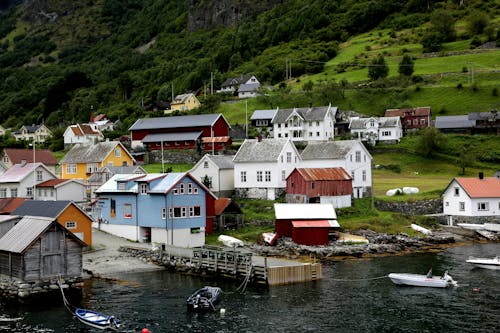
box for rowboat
[388,270,457,288]
[186,286,222,311]
[75,308,121,330]
[466,256,500,270]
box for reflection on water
[1,243,498,332]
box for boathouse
[274,203,339,245]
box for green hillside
[0,0,499,135]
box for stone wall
[375,198,442,215]
[0,276,83,300]
[148,149,201,164]
[446,215,500,225]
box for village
[0,74,498,305]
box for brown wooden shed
[0,215,85,281]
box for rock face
[187,0,283,31]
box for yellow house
[169,93,201,112]
[59,141,135,181]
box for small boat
[388,270,457,288]
[186,286,222,311]
[466,256,500,270]
[75,308,121,330]
[217,235,244,247]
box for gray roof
[272,105,337,123]
[60,141,127,163]
[233,139,290,162]
[142,132,202,143]
[129,114,226,131]
[88,165,146,183]
[251,109,277,120]
[13,200,72,218]
[0,216,54,253]
[435,115,475,129]
[238,83,260,92]
[301,140,360,160]
[207,155,235,169]
[221,75,253,87]
[349,116,400,130]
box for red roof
[291,220,339,228]
[36,179,71,187]
[214,198,231,215]
[294,167,352,181]
[4,148,58,165]
[202,136,232,143]
[385,107,431,117]
[455,177,500,198]
[0,198,27,214]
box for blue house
[95,173,214,248]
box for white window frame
[241,171,247,182]
[66,163,77,174]
[257,171,263,182]
[66,221,77,229]
[139,183,148,194]
[477,202,489,211]
[36,170,43,181]
[355,151,361,163]
[161,207,167,219]
[114,148,121,157]
[265,171,271,182]
[123,203,132,218]
[282,170,286,181]
[459,202,465,211]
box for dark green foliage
[466,10,489,35]
[398,54,414,77]
[415,127,446,157]
[421,32,444,52]
[368,55,389,81]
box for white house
[233,138,301,200]
[63,123,104,147]
[190,154,234,197]
[0,162,57,199]
[12,124,52,143]
[219,75,260,98]
[272,104,337,142]
[442,175,500,225]
[349,116,402,145]
[35,178,87,203]
[300,140,372,198]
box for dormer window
[117,182,126,190]
[140,183,148,194]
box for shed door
[43,255,62,276]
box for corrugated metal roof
[214,198,231,215]
[129,114,225,131]
[251,109,277,120]
[295,167,351,181]
[201,136,231,143]
[60,141,131,163]
[435,115,475,129]
[454,177,500,198]
[272,105,337,123]
[301,140,367,160]
[0,216,54,253]
[206,155,234,169]
[0,163,51,183]
[291,220,340,228]
[274,203,337,219]
[142,132,202,142]
[4,148,58,165]
[36,179,72,187]
[385,107,431,117]
[238,83,260,92]
[233,138,291,162]
[349,116,400,129]
[13,200,71,218]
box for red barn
[129,114,231,152]
[286,167,352,208]
[385,107,431,132]
[274,203,339,245]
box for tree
[458,147,474,175]
[430,10,455,42]
[415,127,446,157]
[398,54,414,77]
[467,11,489,35]
[368,55,389,81]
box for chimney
[479,172,484,180]
[21,159,27,166]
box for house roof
[452,177,500,198]
[0,198,27,214]
[13,200,74,218]
[214,198,232,215]
[291,220,340,228]
[468,111,499,121]
[142,132,203,142]
[251,109,277,120]
[3,148,58,165]
[60,141,132,164]
[171,93,197,104]
[207,155,235,169]
[221,75,254,87]
[292,167,352,181]
[349,116,400,129]
[272,105,337,123]
[238,83,260,92]
[129,114,228,131]
[385,107,431,117]
[0,216,54,253]
[233,138,292,162]
[36,179,81,188]
[201,136,231,143]
[274,203,337,220]
[301,140,370,160]
[93,114,107,122]
[70,124,101,136]
[435,115,475,129]
[18,125,41,133]
[88,166,146,183]
[0,163,54,183]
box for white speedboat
[466,256,500,270]
[388,271,457,288]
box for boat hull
[75,308,120,330]
[388,273,453,288]
[466,257,500,270]
[186,286,222,312]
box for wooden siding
[292,227,329,245]
[276,219,293,237]
[0,252,22,279]
[287,169,352,197]
[57,204,93,246]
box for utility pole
[211,72,214,95]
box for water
[2,243,499,333]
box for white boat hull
[466,257,500,270]
[388,273,456,288]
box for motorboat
[186,286,222,311]
[388,270,457,288]
[75,308,121,330]
[466,256,500,270]
[217,235,244,247]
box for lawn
[142,163,193,173]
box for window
[278,133,282,138]
[355,151,361,162]
[123,203,132,218]
[311,182,316,189]
[114,148,121,157]
[316,132,320,137]
[27,187,33,197]
[477,202,489,211]
[420,119,426,125]
[445,201,449,207]
[351,171,355,181]
[179,183,185,194]
[284,133,288,137]
[287,152,292,163]
[162,207,167,219]
[240,171,247,182]
[203,161,209,168]
[309,132,313,137]
[454,187,459,196]
[189,206,201,217]
[459,202,465,211]
[0,188,7,198]
[181,207,187,217]
[282,170,286,181]
[193,187,199,194]
[66,163,77,174]
[10,188,17,198]
[362,170,366,181]
[86,163,98,174]
[265,171,271,182]
[316,121,320,126]
[188,183,193,194]
[36,170,43,181]
[117,182,126,190]
[139,183,148,194]
[382,131,391,136]
[413,119,418,125]
[66,221,77,229]
[257,171,263,182]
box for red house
[385,107,431,132]
[129,114,231,152]
[274,203,339,246]
[286,167,353,208]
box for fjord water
[3,242,499,333]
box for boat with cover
[75,308,121,330]
[186,286,222,311]
[388,270,457,288]
[466,256,500,270]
